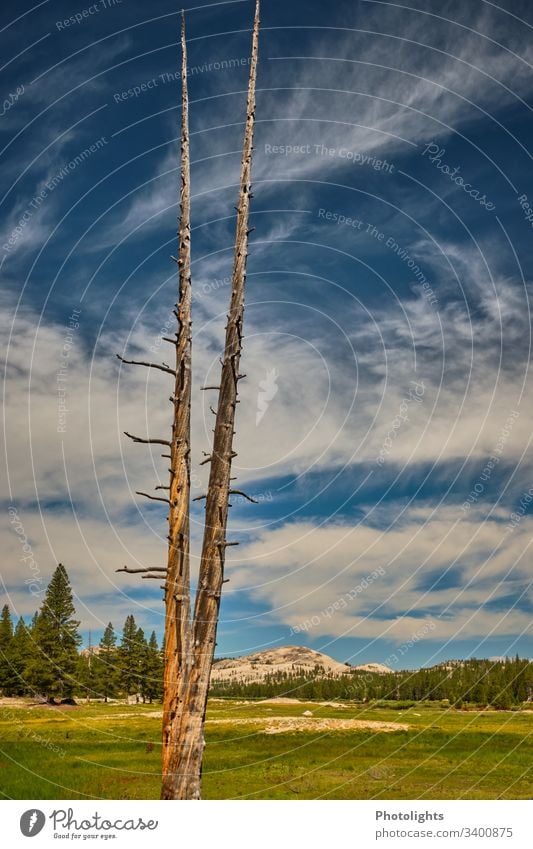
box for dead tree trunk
[159,0,260,800]
[160,10,193,799]
[119,2,260,801]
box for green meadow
[0,699,531,800]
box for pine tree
[0,604,13,645]
[141,631,163,704]
[76,652,94,701]
[78,631,105,702]
[134,626,149,702]
[0,604,16,695]
[101,622,117,651]
[10,617,31,695]
[94,622,119,702]
[118,615,144,698]
[25,563,81,702]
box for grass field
[0,698,531,799]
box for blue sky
[1,0,533,670]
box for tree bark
[160,0,260,799]
[160,10,194,800]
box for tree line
[3,563,532,709]
[211,657,533,709]
[0,564,162,703]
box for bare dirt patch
[206,716,409,734]
[86,711,163,721]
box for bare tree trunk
[160,0,260,800]
[160,10,194,800]
[119,2,260,801]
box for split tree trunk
[160,0,260,799]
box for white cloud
[2,0,533,646]
[227,505,533,643]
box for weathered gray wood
[161,0,260,800]
[116,353,176,376]
[123,432,171,446]
[160,9,194,800]
[119,3,260,801]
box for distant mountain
[80,646,104,657]
[211,645,392,685]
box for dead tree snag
[119,2,260,800]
